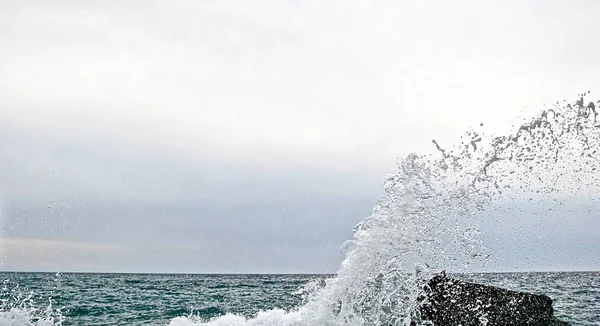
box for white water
[167,94,600,326]
[0,283,63,326]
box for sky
[0,0,599,273]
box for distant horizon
[1,269,598,275]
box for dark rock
[414,274,570,326]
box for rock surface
[414,274,570,326]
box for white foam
[169,94,600,326]
[0,307,59,326]
[169,310,303,326]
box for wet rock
[415,274,570,326]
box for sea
[0,271,598,325]
[2,95,600,326]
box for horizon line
[1,269,598,275]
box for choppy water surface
[0,272,598,325]
[0,273,320,325]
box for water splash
[0,279,64,326]
[169,94,600,325]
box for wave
[169,93,600,325]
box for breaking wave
[168,93,600,325]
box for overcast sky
[1,0,599,273]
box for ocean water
[0,273,318,326]
[2,95,600,326]
[0,271,598,325]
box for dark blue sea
[0,271,598,325]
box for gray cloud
[0,120,378,272]
[479,199,600,272]
[1,0,600,273]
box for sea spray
[295,153,491,325]
[167,93,600,326]
[0,279,64,326]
